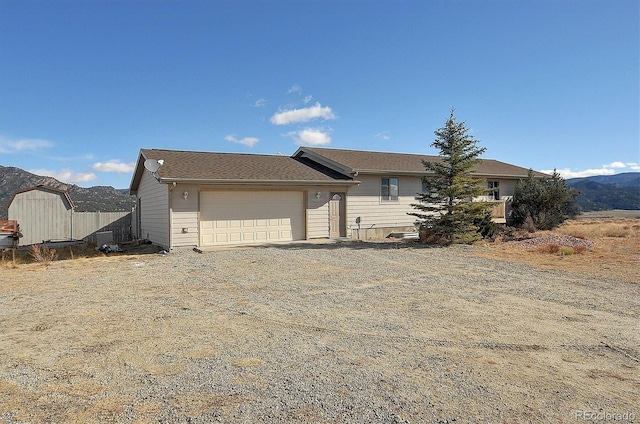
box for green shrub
[558,246,574,256]
[511,170,579,230]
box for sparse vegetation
[557,219,637,239]
[28,244,59,266]
[0,250,20,268]
[535,243,585,256]
[479,217,639,283]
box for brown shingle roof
[297,147,548,178]
[130,147,548,194]
[134,149,351,184]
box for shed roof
[295,147,548,178]
[8,185,74,210]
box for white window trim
[488,180,500,201]
[381,176,399,202]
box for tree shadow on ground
[239,239,448,251]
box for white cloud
[0,136,54,153]
[625,162,640,171]
[540,160,640,179]
[29,168,97,184]
[541,168,616,179]
[605,161,626,169]
[253,98,266,107]
[288,128,332,146]
[375,131,391,141]
[288,84,302,94]
[225,135,259,147]
[270,102,336,125]
[92,161,136,173]
[303,95,313,104]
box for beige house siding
[8,189,72,245]
[307,190,329,239]
[138,171,170,248]
[306,186,353,239]
[346,175,422,235]
[170,185,199,247]
[475,178,519,222]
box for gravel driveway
[1,242,638,423]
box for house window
[381,177,399,201]
[488,181,500,200]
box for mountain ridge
[567,172,640,212]
[2,166,638,220]
[0,165,135,220]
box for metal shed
[7,185,74,245]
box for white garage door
[200,191,305,246]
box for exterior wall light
[183,191,189,200]
[315,191,321,199]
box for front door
[329,192,346,238]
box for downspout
[168,184,173,251]
[70,203,74,242]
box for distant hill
[567,172,640,212]
[569,172,640,188]
[0,165,135,220]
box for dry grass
[557,219,638,239]
[0,243,160,270]
[479,218,640,283]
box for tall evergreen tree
[410,110,492,244]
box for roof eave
[129,150,150,195]
[159,177,360,186]
[355,169,424,176]
[293,148,354,176]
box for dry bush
[419,229,452,245]
[28,244,59,266]
[573,245,587,254]
[537,244,560,254]
[495,226,531,242]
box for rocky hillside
[0,165,135,220]
[567,172,640,211]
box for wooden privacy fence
[71,211,133,244]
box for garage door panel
[200,191,304,246]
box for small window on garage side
[381,177,399,201]
[488,181,500,200]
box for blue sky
[1,0,638,189]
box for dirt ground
[0,219,638,423]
